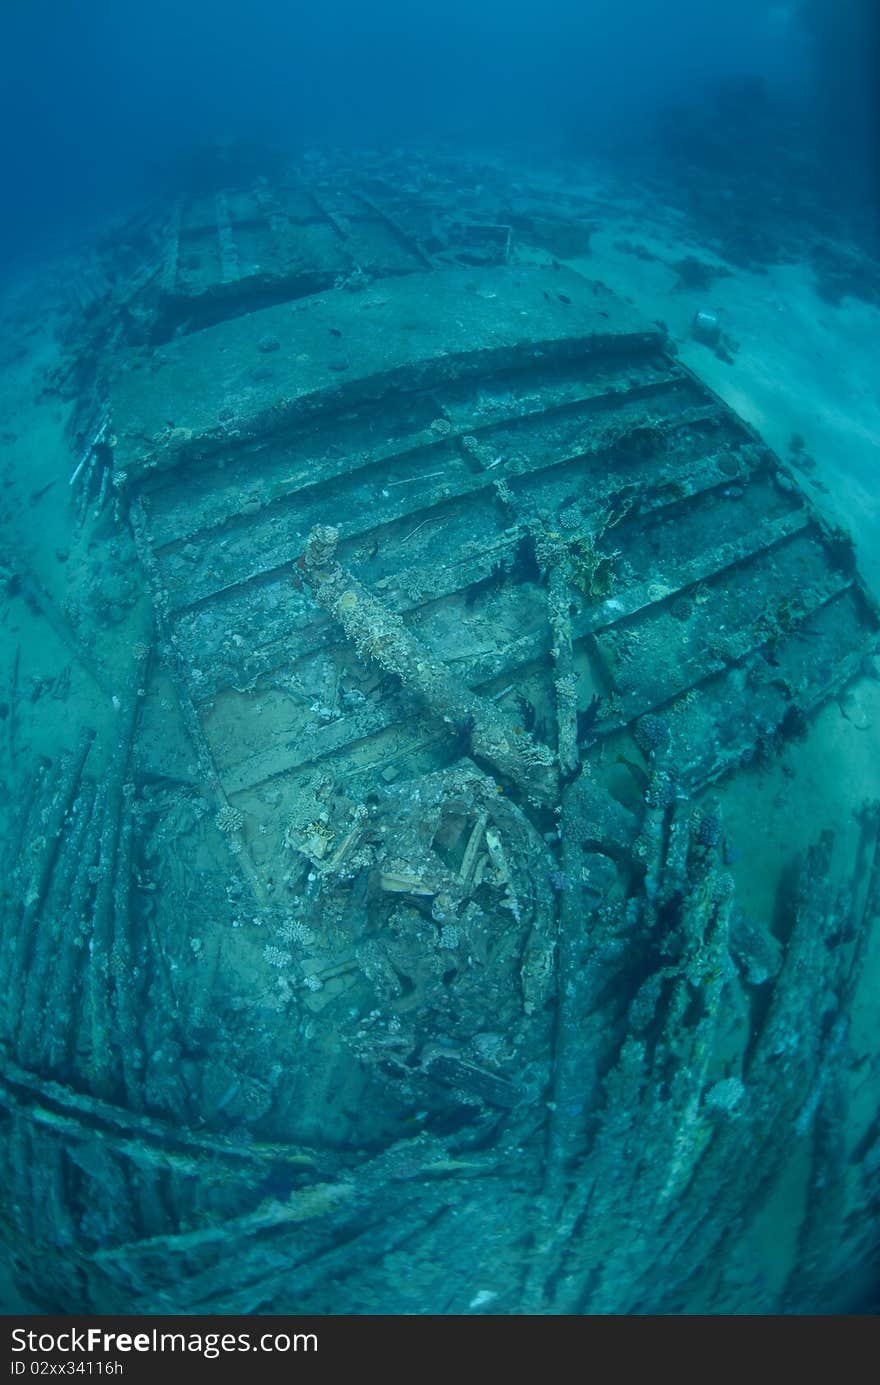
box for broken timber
[4,152,879,1314]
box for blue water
[1,2,876,263]
[1,0,879,1321]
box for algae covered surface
[1,9,879,1316]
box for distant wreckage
[4,149,879,1313]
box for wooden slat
[664,586,874,790]
[215,193,240,285]
[162,441,767,712]
[112,265,662,477]
[141,358,688,552]
[154,398,730,616]
[160,202,182,293]
[350,189,435,267]
[217,514,832,795]
[0,1058,318,1172]
[585,508,809,640]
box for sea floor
[1,142,879,1312]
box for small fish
[576,692,602,741]
[558,293,571,305]
[329,327,342,337]
[616,753,650,794]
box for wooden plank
[160,202,182,294]
[0,1058,318,1172]
[215,193,240,285]
[216,515,829,795]
[112,266,662,476]
[153,398,730,616]
[350,189,436,267]
[665,587,875,791]
[163,441,773,701]
[140,359,689,552]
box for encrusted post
[302,525,558,804]
[15,778,97,1063]
[84,637,152,1098]
[41,782,107,1073]
[1,727,96,1034]
[546,562,579,778]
